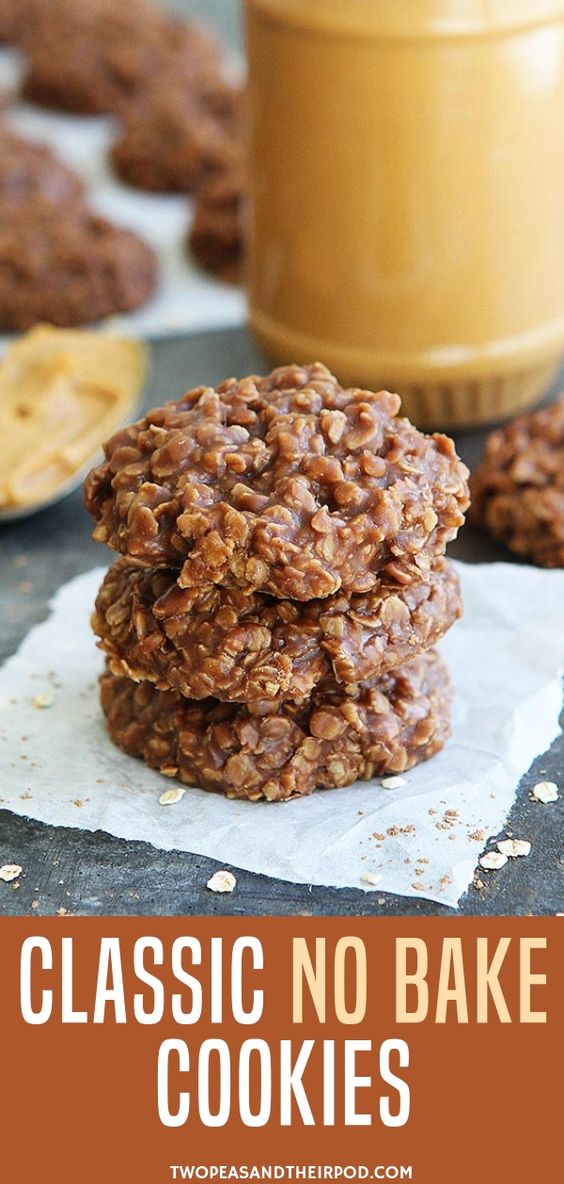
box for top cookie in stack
[85,362,469,801]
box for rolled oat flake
[207,870,236,893]
[0,864,23,883]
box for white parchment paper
[0,48,247,346]
[0,562,563,907]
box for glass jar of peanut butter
[245,0,564,428]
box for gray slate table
[1,328,563,917]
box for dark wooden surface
[0,328,562,917]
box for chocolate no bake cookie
[94,557,461,704]
[0,202,156,330]
[189,163,244,282]
[0,0,45,43]
[22,0,221,115]
[100,650,451,801]
[470,397,564,567]
[85,363,469,600]
[0,128,83,207]
[0,0,27,43]
[111,82,241,193]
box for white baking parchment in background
[0,48,247,347]
[0,561,563,907]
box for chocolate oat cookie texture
[0,202,157,331]
[100,651,452,802]
[0,0,242,310]
[0,128,84,206]
[111,80,242,194]
[470,397,564,568]
[20,0,222,116]
[85,362,469,600]
[189,162,245,283]
[87,363,469,800]
[93,556,462,704]
[0,126,157,329]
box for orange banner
[0,917,559,1183]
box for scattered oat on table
[207,869,236,893]
[497,838,531,858]
[0,864,22,883]
[32,693,54,709]
[158,786,186,806]
[361,871,382,887]
[380,776,407,789]
[480,851,508,871]
[531,780,559,804]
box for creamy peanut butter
[0,325,147,512]
[246,0,564,429]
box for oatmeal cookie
[0,128,83,207]
[0,0,25,42]
[0,0,46,43]
[100,650,451,801]
[0,201,156,330]
[22,0,221,115]
[189,162,244,282]
[94,557,461,704]
[111,82,241,193]
[470,397,564,567]
[85,363,469,600]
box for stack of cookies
[85,363,469,802]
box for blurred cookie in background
[0,0,42,44]
[470,398,564,568]
[0,126,84,206]
[0,200,157,330]
[111,80,242,193]
[0,124,157,329]
[189,160,245,283]
[0,0,19,43]
[21,0,222,115]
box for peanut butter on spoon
[0,325,147,513]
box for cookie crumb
[480,851,508,871]
[0,864,22,883]
[158,787,186,806]
[531,780,558,804]
[497,838,531,858]
[207,870,236,894]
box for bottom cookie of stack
[100,649,451,802]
